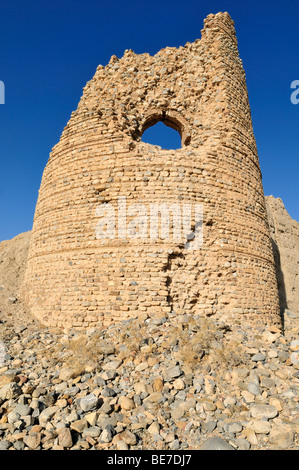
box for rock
[268,424,294,449]
[242,429,259,446]
[59,367,79,382]
[82,426,101,438]
[251,353,266,362]
[152,377,164,392]
[267,350,278,359]
[0,382,21,401]
[8,410,21,424]
[290,351,299,365]
[236,438,250,450]
[262,331,279,343]
[0,374,17,387]
[79,393,98,412]
[199,436,235,450]
[97,340,116,355]
[116,440,129,450]
[99,426,114,443]
[143,392,162,404]
[147,421,160,435]
[0,440,12,450]
[163,365,181,382]
[33,386,47,398]
[150,317,167,326]
[63,386,80,397]
[13,441,25,450]
[204,377,216,394]
[170,401,187,421]
[278,350,289,363]
[102,386,116,397]
[58,427,73,448]
[173,378,185,390]
[202,401,217,412]
[241,390,255,403]
[169,439,180,450]
[204,420,217,433]
[247,382,261,396]
[101,371,117,381]
[14,404,32,416]
[250,420,271,434]
[269,398,283,412]
[290,340,299,351]
[135,361,148,372]
[85,411,98,426]
[134,381,149,395]
[44,394,56,407]
[102,360,122,371]
[98,401,113,415]
[260,376,275,389]
[250,404,278,420]
[23,432,41,450]
[118,395,135,410]
[39,406,59,425]
[118,429,137,445]
[70,419,88,433]
[94,375,106,386]
[97,414,117,430]
[225,422,243,434]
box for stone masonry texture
[23,12,281,328]
[266,196,299,316]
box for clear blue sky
[0,0,298,241]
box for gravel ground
[0,300,298,451]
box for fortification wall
[23,12,280,328]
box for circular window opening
[141,121,182,150]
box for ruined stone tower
[23,12,281,328]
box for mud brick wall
[23,12,281,328]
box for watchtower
[23,12,281,328]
